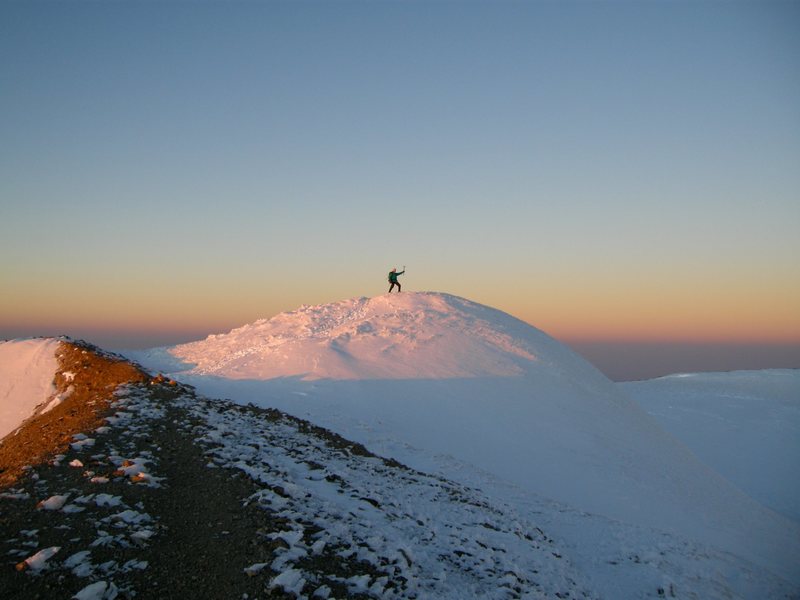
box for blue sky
[1,1,798,378]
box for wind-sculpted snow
[166,292,598,381]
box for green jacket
[388,270,404,283]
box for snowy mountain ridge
[1,311,798,596]
[131,292,800,588]
[3,342,596,598]
[7,344,794,599]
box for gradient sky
[2,1,799,379]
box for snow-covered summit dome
[139,292,800,581]
[168,292,608,384]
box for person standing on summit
[388,267,405,293]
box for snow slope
[623,369,800,523]
[131,292,800,585]
[0,339,61,439]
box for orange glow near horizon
[3,277,799,346]
[472,273,800,344]
[3,259,799,346]
[516,303,800,344]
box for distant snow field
[129,292,800,591]
[0,338,61,439]
[623,369,800,523]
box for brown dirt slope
[0,340,147,489]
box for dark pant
[389,281,401,293]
